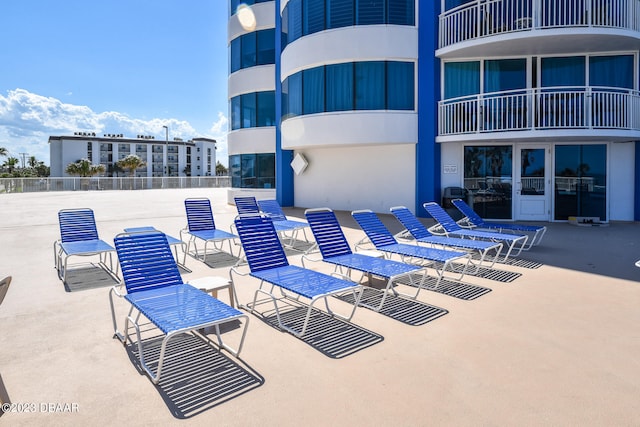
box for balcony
[439,0,640,56]
[438,86,640,141]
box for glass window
[257,153,276,188]
[282,6,289,50]
[230,96,241,130]
[484,59,527,93]
[357,0,385,25]
[288,72,303,117]
[288,0,303,44]
[444,61,480,99]
[241,93,256,128]
[355,61,385,110]
[281,78,289,119]
[554,144,607,221]
[256,29,275,65]
[241,154,256,188]
[241,32,256,69]
[387,61,414,110]
[589,55,634,89]
[541,56,585,87]
[327,0,354,29]
[445,0,474,10]
[304,0,325,36]
[229,154,241,187]
[388,0,415,25]
[464,146,513,219]
[230,37,241,73]
[257,91,276,126]
[230,153,275,188]
[303,67,325,114]
[326,63,354,111]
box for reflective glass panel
[464,146,513,219]
[554,144,607,220]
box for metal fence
[0,176,231,193]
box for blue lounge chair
[351,210,471,283]
[390,206,503,270]
[180,198,238,262]
[234,196,260,215]
[451,198,547,250]
[124,226,191,272]
[423,202,528,261]
[304,208,433,312]
[231,215,363,338]
[54,208,118,284]
[109,230,249,384]
[257,199,312,250]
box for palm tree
[3,157,19,173]
[28,156,38,169]
[116,154,146,189]
[65,159,105,190]
[0,147,7,158]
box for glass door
[515,145,550,221]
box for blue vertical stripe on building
[415,0,440,217]
[275,0,295,207]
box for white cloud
[208,112,229,167]
[0,88,228,166]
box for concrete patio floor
[1,188,639,426]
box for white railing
[440,0,640,48]
[439,86,640,136]
[0,176,231,194]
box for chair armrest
[301,252,323,268]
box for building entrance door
[515,145,551,221]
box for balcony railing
[439,86,640,136]
[440,0,640,48]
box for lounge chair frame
[109,230,248,384]
[451,198,547,250]
[390,206,503,271]
[257,199,312,251]
[351,209,472,285]
[231,215,362,338]
[423,202,529,262]
[304,208,434,312]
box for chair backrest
[58,208,100,242]
[0,276,12,306]
[257,199,287,222]
[351,210,397,248]
[234,215,289,272]
[235,196,260,215]
[422,202,463,232]
[304,208,353,259]
[114,231,183,294]
[390,206,431,240]
[451,199,485,226]
[184,198,217,232]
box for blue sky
[0,0,230,166]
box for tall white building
[228,0,640,221]
[49,133,217,177]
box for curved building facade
[228,1,277,200]
[228,0,640,221]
